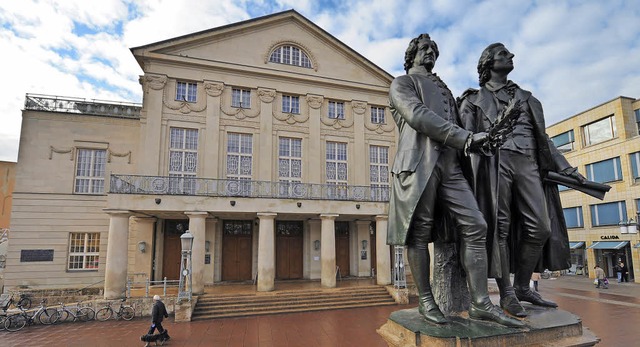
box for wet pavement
[0,275,638,346]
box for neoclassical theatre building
[4,10,398,297]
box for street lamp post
[177,230,194,303]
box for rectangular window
[328,101,345,119]
[590,201,627,227]
[630,152,640,181]
[176,81,197,102]
[282,95,300,114]
[232,88,251,108]
[635,109,640,136]
[278,137,303,197]
[551,130,574,153]
[68,232,100,270]
[169,127,198,194]
[371,106,385,124]
[586,157,622,183]
[583,115,616,146]
[326,141,348,199]
[227,133,253,196]
[370,145,390,201]
[563,206,583,228]
[74,149,107,194]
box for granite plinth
[377,303,599,346]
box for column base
[377,304,599,346]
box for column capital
[103,209,130,216]
[185,211,209,218]
[257,212,277,219]
[375,215,389,221]
[320,214,339,220]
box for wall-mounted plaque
[20,249,54,262]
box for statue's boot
[407,246,447,324]
[496,243,527,317]
[513,243,558,308]
[463,244,525,328]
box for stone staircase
[191,285,397,320]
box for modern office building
[3,10,396,297]
[547,96,640,282]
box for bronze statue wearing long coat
[387,65,471,246]
[459,84,572,277]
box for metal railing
[126,274,179,298]
[110,174,390,202]
[24,93,141,119]
[393,246,406,289]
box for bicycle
[55,301,96,323]
[4,299,58,331]
[0,291,32,311]
[96,298,135,321]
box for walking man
[387,34,522,327]
[146,295,169,345]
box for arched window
[269,45,312,68]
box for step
[194,297,395,314]
[192,301,397,320]
[196,291,391,305]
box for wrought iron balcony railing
[110,174,390,202]
[24,93,141,119]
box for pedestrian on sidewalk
[594,265,607,289]
[144,295,170,346]
[531,272,541,292]
[615,262,622,282]
[619,261,628,282]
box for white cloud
[1,0,639,162]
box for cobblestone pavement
[0,275,637,346]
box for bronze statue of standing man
[459,43,585,317]
[387,34,522,327]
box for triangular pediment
[131,10,393,87]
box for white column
[186,211,208,295]
[320,214,338,288]
[257,213,277,292]
[104,210,130,299]
[376,215,391,285]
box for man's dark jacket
[458,83,572,278]
[152,300,169,324]
[387,65,472,246]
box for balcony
[110,174,390,202]
[24,93,141,119]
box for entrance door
[222,220,253,281]
[276,221,303,280]
[335,222,350,278]
[163,220,189,280]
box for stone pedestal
[377,304,599,346]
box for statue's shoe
[418,302,448,324]
[468,302,525,328]
[500,295,527,317]
[515,288,558,308]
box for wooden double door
[222,220,253,281]
[276,221,303,280]
[335,222,350,277]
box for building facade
[3,11,397,297]
[547,96,640,282]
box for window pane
[586,157,621,183]
[563,207,583,228]
[584,116,616,146]
[629,152,640,180]
[590,201,627,226]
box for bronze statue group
[388,34,590,328]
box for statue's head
[477,43,514,86]
[404,34,439,73]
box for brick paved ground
[0,275,638,346]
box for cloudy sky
[1,0,639,162]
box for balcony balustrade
[110,174,390,202]
[24,93,141,119]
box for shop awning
[586,241,629,250]
[569,242,585,249]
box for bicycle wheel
[57,309,72,323]
[77,307,96,322]
[38,308,59,325]
[96,307,112,321]
[5,314,27,332]
[0,315,6,331]
[121,306,135,321]
[17,297,32,309]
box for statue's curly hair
[477,43,505,87]
[404,34,439,73]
